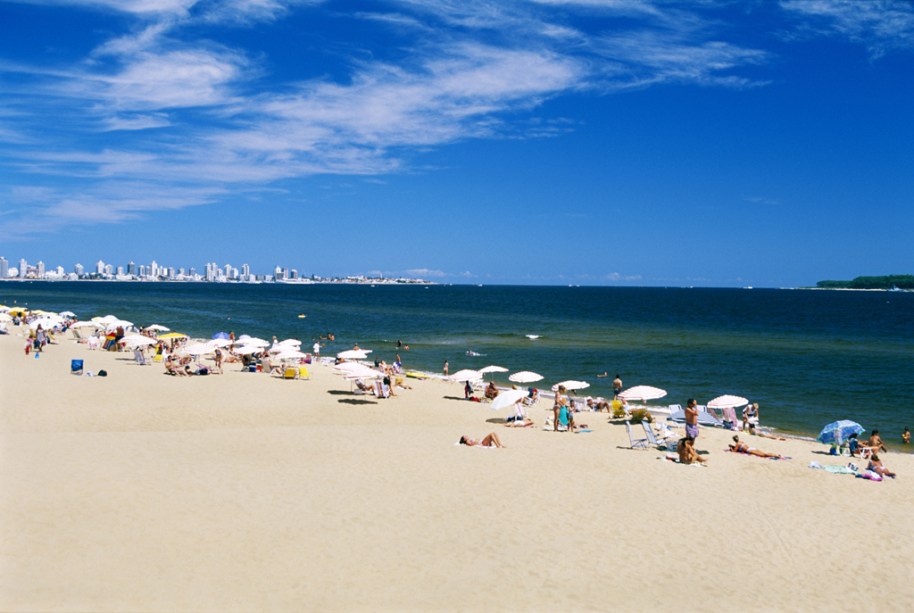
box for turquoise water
[4,282,913,446]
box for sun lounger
[282,367,299,379]
[626,421,650,449]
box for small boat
[465,350,485,357]
[297,314,307,319]
[525,334,540,340]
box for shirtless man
[864,429,888,454]
[612,374,623,398]
[684,398,700,442]
[677,437,707,465]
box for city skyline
[1,1,913,286]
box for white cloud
[781,0,914,57]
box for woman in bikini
[459,432,505,448]
[729,435,787,460]
[867,454,896,478]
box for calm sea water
[4,282,913,446]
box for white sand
[2,329,913,612]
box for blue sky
[1,0,912,286]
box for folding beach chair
[626,421,650,449]
[71,359,84,375]
[282,367,299,380]
[642,421,661,448]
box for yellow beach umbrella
[8,307,28,316]
[158,332,189,340]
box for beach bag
[97,369,107,377]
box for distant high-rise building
[104,264,114,275]
[36,261,45,278]
[0,256,8,278]
[127,261,137,275]
[19,258,28,278]
[95,260,105,274]
[116,266,125,275]
[74,263,84,276]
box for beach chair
[641,421,661,447]
[282,367,299,380]
[297,366,310,380]
[70,359,84,375]
[625,421,650,449]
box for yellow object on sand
[405,371,428,379]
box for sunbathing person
[748,424,786,441]
[459,432,505,448]
[484,382,499,400]
[729,435,788,460]
[867,454,896,478]
[504,417,534,428]
[677,437,707,465]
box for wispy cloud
[781,0,914,57]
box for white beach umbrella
[490,389,528,411]
[232,345,264,355]
[337,349,370,360]
[210,338,233,348]
[0,313,12,323]
[237,336,269,347]
[479,365,509,374]
[180,343,215,356]
[343,365,382,379]
[551,380,590,392]
[449,369,482,382]
[707,395,749,409]
[143,324,171,332]
[274,349,308,361]
[335,362,368,373]
[618,385,668,402]
[122,336,157,348]
[509,371,544,384]
[279,338,302,346]
[59,310,77,318]
[72,320,102,329]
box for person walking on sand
[685,398,700,442]
[443,360,449,376]
[612,374,623,398]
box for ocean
[4,282,912,446]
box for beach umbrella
[212,331,230,340]
[122,336,157,348]
[143,324,170,332]
[71,320,102,329]
[509,371,544,384]
[59,310,77,319]
[158,332,189,340]
[490,389,528,411]
[180,343,215,356]
[618,385,668,402]
[479,365,509,375]
[816,420,864,445]
[274,349,308,361]
[449,369,482,382]
[210,338,233,348]
[8,307,28,316]
[707,395,749,409]
[337,349,370,360]
[551,380,590,392]
[232,345,263,355]
[0,313,12,323]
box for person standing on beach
[612,374,623,398]
[313,341,320,361]
[443,360,449,376]
[685,398,700,442]
[903,427,910,445]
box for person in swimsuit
[459,432,505,448]
[748,423,785,441]
[867,454,896,478]
[685,398,700,441]
[612,375,623,398]
[903,427,910,445]
[864,429,888,453]
[729,435,787,459]
[742,402,759,431]
[553,385,568,432]
[677,437,707,465]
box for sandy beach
[2,328,913,612]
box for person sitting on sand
[459,432,505,448]
[742,402,760,431]
[729,435,788,460]
[748,423,786,441]
[867,454,896,478]
[164,355,187,376]
[587,397,610,412]
[677,437,707,465]
[484,381,499,400]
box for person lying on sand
[677,437,707,465]
[504,418,534,428]
[459,432,505,448]
[729,435,789,460]
[748,424,786,441]
[867,454,896,478]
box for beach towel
[662,454,707,467]
[808,461,857,475]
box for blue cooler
[71,359,84,375]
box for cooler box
[71,359,84,375]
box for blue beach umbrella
[816,420,864,445]
[212,331,231,340]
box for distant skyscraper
[95,260,105,274]
[74,263,84,276]
[37,261,45,278]
[0,256,8,278]
[127,261,136,275]
[19,258,28,278]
